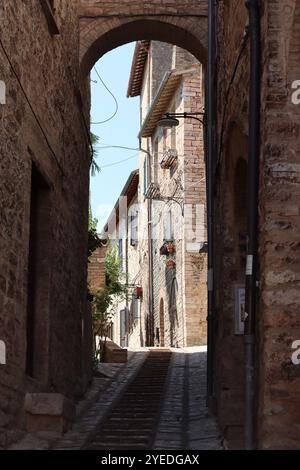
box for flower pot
[136,286,143,299]
[166,259,176,269]
[166,242,175,254]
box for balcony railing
[145,182,161,200]
[160,149,178,170]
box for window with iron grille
[130,210,139,246]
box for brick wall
[79,0,208,77]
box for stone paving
[54,350,148,450]
[9,350,148,450]
[10,347,223,450]
[154,347,223,450]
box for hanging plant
[160,240,175,256]
[166,259,176,269]
[166,241,175,254]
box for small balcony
[160,149,178,170]
[145,182,161,199]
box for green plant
[91,244,127,363]
[90,131,100,176]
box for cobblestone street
[53,347,223,451]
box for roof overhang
[138,72,182,138]
[102,170,139,234]
[139,66,200,139]
[127,41,150,98]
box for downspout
[206,0,217,404]
[244,0,261,450]
[140,141,155,346]
[148,197,155,346]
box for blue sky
[90,43,140,232]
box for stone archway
[79,1,208,77]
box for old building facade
[126,41,207,347]
[0,0,299,451]
[102,170,143,349]
[98,42,207,350]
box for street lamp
[157,112,206,128]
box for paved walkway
[10,347,223,450]
[54,351,148,450]
[57,346,223,451]
[154,347,223,450]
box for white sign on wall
[0,340,6,365]
[0,81,6,104]
[234,285,245,335]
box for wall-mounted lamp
[157,112,206,128]
[199,241,208,254]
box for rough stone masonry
[0,0,299,451]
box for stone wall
[214,0,300,450]
[0,0,91,447]
[88,246,107,292]
[258,0,300,450]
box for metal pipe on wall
[244,0,261,451]
[206,0,217,404]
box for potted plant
[160,243,169,255]
[166,241,175,254]
[136,286,143,299]
[166,259,176,269]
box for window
[130,210,139,246]
[153,138,159,183]
[128,297,140,333]
[118,239,123,260]
[133,298,140,322]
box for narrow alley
[1,0,300,456]
[50,348,222,451]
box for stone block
[103,340,128,364]
[24,393,75,439]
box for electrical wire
[91,66,119,125]
[96,145,139,151]
[0,38,64,176]
[66,66,95,164]
[100,153,139,168]
[96,121,186,155]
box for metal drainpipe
[148,198,155,346]
[244,0,261,451]
[206,0,217,405]
[140,141,155,346]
